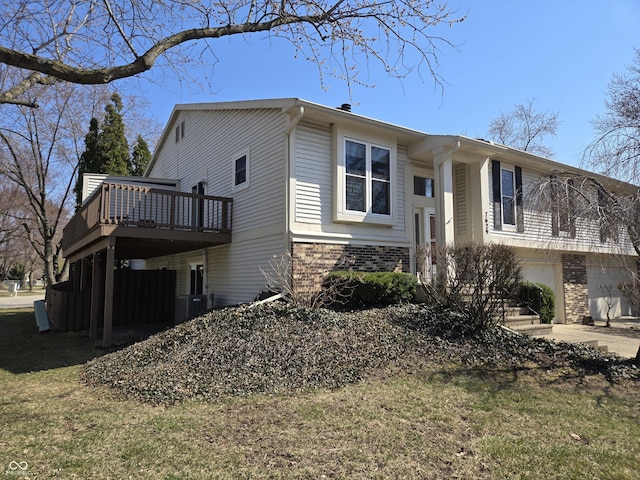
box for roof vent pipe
[337,103,351,112]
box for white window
[232,148,250,191]
[501,167,516,226]
[175,120,185,143]
[491,160,523,232]
[551,181,575,238]
[337,137,394,224]
[414,176,434,198]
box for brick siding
[561,254,589,323]
[291,242,410,295]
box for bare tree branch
[488,98,559,158]
[584,49,640,185]
[0,0,464,105]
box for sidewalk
[0,293,46,309]
[534,317,640,359]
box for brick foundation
[561,254,589,323]
[291,242,410,296]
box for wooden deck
[62,182,233,261]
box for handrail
[62,182,233,251]
[519,279,543,323]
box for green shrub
[519,282,555,324]
[324,271,417,308]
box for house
[60,98,638,346]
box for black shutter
[515,166,524,233]
[491,160,502,230]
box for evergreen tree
[99,93,130,176]
[131,135,151,176]
[75,93,151,208]
[74,117,100,208]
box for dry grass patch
[2,306,640,479]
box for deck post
[222,200,229,231]
[89,251,102,340]
[102,238,116,348]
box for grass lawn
[1,308,639,479]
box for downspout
[284,105,305,283]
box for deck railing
[62,183,233,250]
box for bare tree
[0,0,465,106]
[532,173,640,362]
[528,171,640,257]
[260,252,355,308]
[488,98,560,158]
[584,49,640,185]
[0,181,24,282]
[0,82,98,284]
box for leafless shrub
[260,252,354,308]
[422,242,522,331]
[415,243,433,283]
[619,279,640,317]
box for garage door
[587,264,633,319]
[521,263,560,323]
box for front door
[414,206,436,281]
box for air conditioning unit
[175,294,208,324]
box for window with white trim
[343,138,392,217]
[491,159,523,232]
[413,175,434,197]
[175,120,185,143]
[232,148,250,191]
[501,167,516,226]
[551,180,575,238]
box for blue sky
[142,0,639,168]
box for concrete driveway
[534,318,640,359]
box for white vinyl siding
[146,233,285,307]
[293,121,406,239]
[454,163,468,237]
[149,108,287,234]
[207,234,285,306]
[394,146,407,234]
[488,167,633,254]
[295,120,332,224]
[146,106,289,308]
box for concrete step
[510,323,554,336]
[503,314,541,328]
[503,305,532,317]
